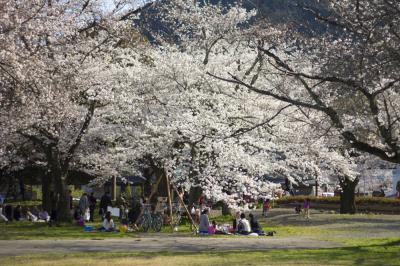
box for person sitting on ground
[31,206,39,217]
[249,213,265,235]
[0,204,9,223]
[209,220,226,234]
[24,207,38,222]
[237,213,251,235]
[233,211,241,232]
[295,204,302,214]
[208,220,217,234]
[99,211,116,232]
[4,204,13,221]
[13,205,22,221]
[199,208,210,234]
[38,207,50,222]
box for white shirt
[239,218,251,233]
[103,218,115,230]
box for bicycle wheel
[172,213,181,227]
[140,216,151,232]
[152,214,163,232]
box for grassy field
[0,221,140,240]
[1,209,400,265]
[2,238,399,266]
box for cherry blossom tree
[160,0,398,212]
[99,0,359,210]
[0,0,150,221]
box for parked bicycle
[139,204,163,232]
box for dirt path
[0,237,342,256]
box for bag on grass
[84,209,90,221]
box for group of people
[198,208,267,236]
[0,203,50,224]
[73,192,99,223]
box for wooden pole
[164,169,174,230]
[134,173,163,225]
[170,183,198,232]
[113,176,117,201]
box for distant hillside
[136,0,330,42]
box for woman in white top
[101,211,115,232]
[238,213,251,235]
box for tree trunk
[53,171,72,223]
[221,202,231,215]
[41,174,52,212]
[339,177,359,214]
[188,186,202,206]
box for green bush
[276,196,400,206]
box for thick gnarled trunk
[53,172,71,223]
[339,177,359,214]
[41,174,52,212]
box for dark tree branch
[227,104,292,139]
[119,2,154,21]
[63,102,96,169]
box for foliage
[1,0,398,213]
[276,196,400,206]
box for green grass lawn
[2,239,399,266]
[1,210,400,265]
[0,221,139,240]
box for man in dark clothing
[4,205,13,221]
[99,192,112,218]
[88,192,97,222]
[249,213,264,235]
[13,205,22,221]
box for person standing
[303,198,310,219]
[88,192,97,222]
[396,181,400,199]
[99,192,112,218]
[263,198,270,217]
[79,193,89,220]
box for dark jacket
[250,217,262,232]
[100,194,112,211]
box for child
[208,220,217,234]
[263,198,270,217]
